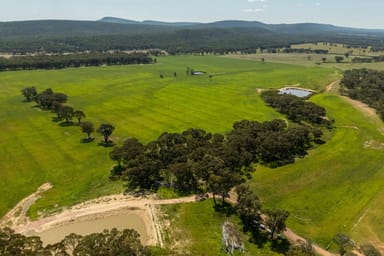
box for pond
[278,88,314,98]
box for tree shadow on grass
[31,104,43,109]
[314,139,326,145]
[213,201,236,217]
[59,121,75,127]
[80,138,95,144]
[244,223,269,248]
[270,238,291,254]
[52,117,63,123]
[98,141,115,147]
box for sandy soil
[325,80,340,93]
[0,184,196,246]
[342,95,377,117]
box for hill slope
[0,18,384,53]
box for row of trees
[0,227,155,256]
[110,119,324,199]
[1,52,153,71]
[261,90,331,126]
[21,86,116,144]
[340,68,384,119]
[282,48,329,54]
[352,55,384,63]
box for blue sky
[0,0,382,29]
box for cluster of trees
[21,86,115,144]
[352,56,384,63]
[340,69,384,119]
[0,52,153,71]
[261,90,331,126]
[0,227,155,256]
[22,87,85,125]
[110,119,323,199]
[282,48,329,54]
[235,184,290,242]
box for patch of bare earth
[325,80,340,93]
[342,96,377,118]
[0,184,196,247]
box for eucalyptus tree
[97,123,115,144]
[73,110,86,124]
[80,121,94,140]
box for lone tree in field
[97,123,115,144]
[264,208,290,240]
[80,121,94,140]
[335,56,344,63]
[21,86,37,102]
[73,110,86,124]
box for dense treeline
[0,52,153,71]
[110,119,323,198]
[0,227,154,256]
[340,69,384,119]
[261,90,331,126]
[352,55,384,63]
[282,48,329,54]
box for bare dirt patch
[341,96,377,118]
[325,80,340,93]
[0,185,196,246]
[364,140,384,150]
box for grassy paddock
[161,200,283,256]
[290,42,382,55]
[228,53,384,71]
[0,55,336,218]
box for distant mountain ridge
[0,17,383,54]
[0,17,382,38]
[99,17,200,27]
[99,17,384,34]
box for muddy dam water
[26,212,150,246]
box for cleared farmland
[3,54,384,249]
[0,55,336,219]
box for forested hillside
[1,18,384,54]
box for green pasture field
[2,53,384,250]
[228,53,384,71]
[251,92,384,247]
[161,199,283,256]
[0,55,336,218]
[290,42,380,56]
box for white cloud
[315,2,321,6]
[243,8,265,13]
[248,0,267,2]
